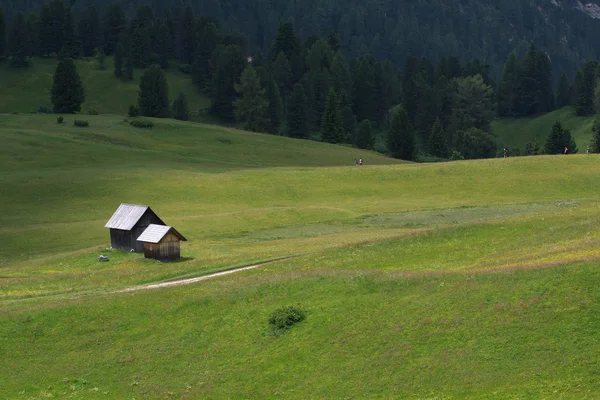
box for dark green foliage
[192,22,222,92]
[338,90,357,144]
[287,83,309,139]
[37,0,65,56]
[265,77,283,134]
[51,58,85,113]
[172,92,189,121]
[429,117,448,158]
[124,52,134,81]
[575,61,597,116]
[73,119,89,127]
[177,6,196,65]
[272,52,293,100]
[37,105,52,114]
[210,45,246,121]
[0,8,5,58]
[555,72,572,109]
[114,42,124,77]
[356,119,374,150]
[95,48,106,70]
[8,13,30,67]
[387,105,416,161]
[102,2,125,55]
[78,5,101,57]
[353,56,375,122]
[453,127,497,160]
[451,74,494,133]
[544,121,577,154]
[129,120,153,128]
[59,7,81,60]
[524,142,540,156]
[130,26,152,68]
[234,65,268,131]
[496,52,519,117]
[515,44,553,116]
[56,116,63,124]
[320,88,343,144]
[270,22,301,63]
[128,105,140,117]
[591,117,600,153]
[330,51,353,102]
[138,64,170,118]
[268,306,306,334]
[450,150,465,161]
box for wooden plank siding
[143,232,181,260]
[109,209,164,252]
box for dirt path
[117,257,295,293]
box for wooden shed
[104,204,166,252]
[137,224,187,260]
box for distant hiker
[354,159,358,166]
[503,148,507,158]
[587,145,590,154]
[359,158,363,166]
[564,146,569,155]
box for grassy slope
[0,57,210,116]
[492,106,595,151]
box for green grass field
[492,106,595,152]
[2,110,600,398]
[0,57,210,117]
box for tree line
[2,2,600,160]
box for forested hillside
[4,0,600,78]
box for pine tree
[172,92,189,121]
[330,51,353,101]
[209,44,246,121]
[453,128,497,159]
[37,3,53,56]
[130,26,151,68]
[177,6,196,65]
[451,74,494,133]
[192,22,221,92]
[338,90,357,144]
[555,72,572,109]
[272,51,293,100]
[59,7,81,59]
[353,56,375,122]
[51,58,85,113]
[8,13,30,67]
[591,117,600,153]
[428,117,449,158]
[356,119,374,149]
[575,61,597,116]
[320,88,343,143]
[287,83,309,139]
[265,77,283,134]
[270,22,301,62]
[496,52,519,117]
[0,8,6,59]
[138,64,170,118]
[545,121,578,154]
[102,2,126,55]
[114,42,124,78]
[78,5,101,57]
[515,44,554,116]
[305,67,331,132]
[233,65,268,132]
[387,105,416,160]
[124,52,134,81]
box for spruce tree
[272,51,293,100]
[575,61,597,116]
[37,3,53,56]
[8,13,30,67]
[338,90,357,144]
[330,51,354,101]
[387,105,416,160]
[287,83,309,139]
[138,64,170,118]
[51,58,85,113]
[114,42,124,78]
[356,119,374,150]
[429,117,449,158]
[130,26,151,68]
[233,65,268,132]
[177,6,196,65]
[0,8,5,59]
[265,77,283,134]
[591,117,600,153]
[172,92,190,121]
[102,2,125,55]
[210,44,246,121]
[192,22,221,92]
[353,56,375,122]
[555,72,572,109]
[78,5,101,57]
[545,121,578,154]
[496,52,519,117]
[124,54,134,81]
[59,7,80,60]
[320,88,343,144]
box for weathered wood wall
[109,210,164,252]
[143,240,181,260]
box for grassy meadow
[2,111,600,398]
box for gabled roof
[105,203,163,231]
[137,224,187,243]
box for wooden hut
[105,204,165,252]
[137,224,187,260]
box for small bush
[128,105,140,117]
[450,150,464,161]
[56,116,64,124]
[74,119,89,127]
[37,105,52,114]
[178,63,192,74]
[129,120,153,129]
[268,306,306,334]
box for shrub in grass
[128,105,140,117]
[56,116,64,124]
[129,120,153,129]
[88,109,99,115]
[37,105,52,114]
[268,306,306,333]
[74,119,89,127]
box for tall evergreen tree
[434,76,454,130]
[272,51,293,100]
[270,22,301,62]
[353,56,375,122]
[338,90,357,144]
[356,119,374,149]
[373,61,393,126]
[124,54,134,81]
[78,5,101,57]
[138,64,170,118]
[330,51,353,102]
[177,6,196,65]
[401,56,420,123]
[591,117,600,153]
[545,121,577,154]
[576,61,599,116]
[234,65,268,132]
[0,8,6,59]
[209,44,246,121]
[48,0,66,54]
[8,12,30,67]
[103,2,126,55]
[172,92,189,121]
[59,7,81,59]
[265,77,283,134]
[387,105,416,161]
[130,26,151,68]
[320,88,343,143]
[496,52,519,117]
[192,22,221,92]
[451,74,494,134]
[51,58,85,113]
[413,72,437,142]
[453,127,497,159]
[515,44,553,116]
[429,117,449,158]
[287,83,309,139]
[555,72,572,109]
[37,3,53,56]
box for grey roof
[137,224,187,243]
[105,203,152,230]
